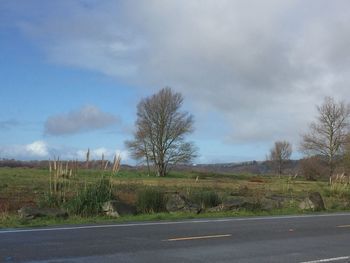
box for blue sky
[1,1,350,164]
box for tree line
[268,96,350,180]
[126,88,350,179]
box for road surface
[1,213,350,262]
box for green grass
[136,187,167,213]
[1,167,350,229]
[2,207,350,229]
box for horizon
[1,1,350,164]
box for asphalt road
[1,213,350,263]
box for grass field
[1,167,350,228]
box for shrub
[299,157,328,181]
[136,188,167,213]
[190,190,221,209]
[38,192,62,208]
[65,178,113,216]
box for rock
[206,204,224,212]
[18,207,68,220]
[166,193,201,213]
[260,198,281,211]
[102,201,120,218]
[268,194,287,203]
[222,197,247,210]
[308,192,325,211]
[225,197,263,211]
[299,192,325,211]
[299,199,315,210]
[207,197,259,212]
[102,200,137,217]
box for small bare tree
[126,88,197,177]
[269,140,292,176]
[301,96,350,180]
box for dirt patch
[0,197,36,212]
[248,177,266,183]
[117,191,137,205]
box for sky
[1,0,350,164]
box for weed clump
[136,188,167,213]
[38,192,63,208]
[189,190,221,209]
[65,178,113,217]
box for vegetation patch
[64,178,114,217]
[136,187,167,213]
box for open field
[1,167,350,228]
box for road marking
[1,213,350,234]
[300,256,350,263]
[165,234,231,242]
[336,224,350,228]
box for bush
[190,190,221,209]
[299,157,328,181]
[65,178,113,216]
[136,188,167,213]
[38,192,62,208]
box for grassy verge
[1,167,350,229]
[2,208,350,229]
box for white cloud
[76,147,128,161]
[25,141,49,157]
[0,141,128,161]
[0,140,49,159]
[7,0,350,146]
[44,105,120,136]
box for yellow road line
[165,234,231,242]
[336,225,350,228]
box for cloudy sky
[1,0,350,163]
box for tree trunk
[143,141,151,176]
[329,158,335,185]
[278,161,282,178]
[158,162,166,177]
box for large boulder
[18,207,68,220]
[166,193,201,213]
[299,192,325,211]
[102,200,137,217]
[222,197,247,210]
[207,197,258,212]
[206,196,281,212]
[260,198,282,211]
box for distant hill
[173,160,300,175]
[0,159,300,175]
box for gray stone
[224,196,264,211]
[299,199,315,210]
[299,192,325,211]
[308,192,325,211]
[102,200,136,217]
[206,197,260,212]
[206,204,225,212]
[18,207,68,220]
[222,197,246,210]
[102,201,120,218]
[260,198,281,211]
[166,193,201,213]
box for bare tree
[301,96,350,179]
[126,88,197,177]
[125,129,152,176]
[340,133,350,174]
[269,140,292,176]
